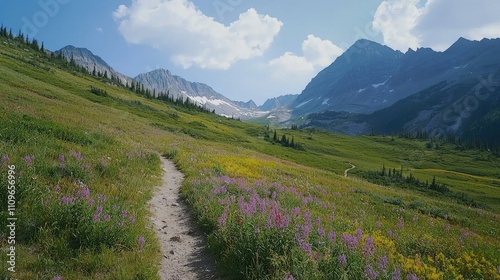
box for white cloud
[113,0,282,70]
[372,0,423,51]
[269,35,344,79]
[96,27,103,33]
[373,0,500,52]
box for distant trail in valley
[149,157,223,280]
[344,163,356,177]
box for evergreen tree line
[397,130,500,155]
[264,128,305,150]
[1,24,214,115]
[359,165,487,209]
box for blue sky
[1,0,500,105]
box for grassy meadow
[0,36,499,279]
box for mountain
[233,100,258,110]
[56,46,267,119]
[56,45,132,85]
[292,38,500,118]
[259,94,298,111]
[134,69,266,119]
[302,38,500,145]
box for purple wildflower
[121,209,128,218]
[1,155,9,165]
[53,276,63,280]
[413,215,419,222]
[376,220,381,228]
[218,212,228,227]
[364,236,375,257]
[328,230,337,243]
[392,269,401,280]
[397,217,405,229]
[73,151,82,160]
[103,214,110,222]
[443,214,448,220]
[298,241,312,255]
[284,272,295,280]
[301,224,312,239]
[87,198,95,206]
[356,228,363,240]
[254,227,261,233]
[129,215,136,223]
[60,196,74,205]
[118,221,125,228]
[365,264,379,280]
[317,227,326,238]
[341,233,358,251]
[338,254,347,266]
[271,191,277,200]
[138,236,145,252]
[76,186,90,200]
[378,256,389,273]
[53,184,61,193]
[497,265,500,274]
[59,154,65,168]
[292,206,301,217]
[211,185,227,195]
[95,205,103,214]
[93,213,100,223]
[329,214,335,221]
[406,273,419,280]
[23,155,33,166]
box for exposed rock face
[56,45,132,85]
[259,94,298,111]
[292,38,500,118]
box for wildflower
[317,227,326,238]
[237,217,242,224]
[254,227,260,233]
[121,209,128,218]
[73,151,82,160]
[443,214,448,220]
[338,254,347,266]
[93,213,100,223]
[53,185,61,193]
[87,198,95,206]
[328,230,337,243]
[301,224,312,239]
[299,241,312,255]
[118,221,125,228]
[1,155,9,165]
[396,217,404,229]
[126,152,132,159]
[365,264,379,280]
[59,154,65,168]
[341,233,358,251]
[53,276,63,280]
[413,215,419,222]
[211,185,227,195]
[76,186,90,200]
[497,265,500,274]
[378,256,389,273]
[129,215,136,224]
[364,236,375,256]
[292,207,301,217]
[138,236,145,252]
[329,214,335,221]
[376,221,381,228]
[60,196,74,205]
[218,212,228,227]
[406,273,419,280]
[271,191,277,200]
[284,272,295,280]
[23,155,33,166]
[356,228,363,240]
[392,269,401,280]
[95,205,103,214]
[103,214,111,222]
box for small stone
[170,235,182,242]
[171,203,180,207]
[163,254,169,259]
[169,250,175,255]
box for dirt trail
[344,162,356,177]
[148,157,222,280]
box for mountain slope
[134,69,266,118]
[56,45,132,85]
[259,94,298,111]
[293,38,500,118]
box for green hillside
[1,34,499,279]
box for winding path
[148,157,222,280]
[344,162,356,177]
